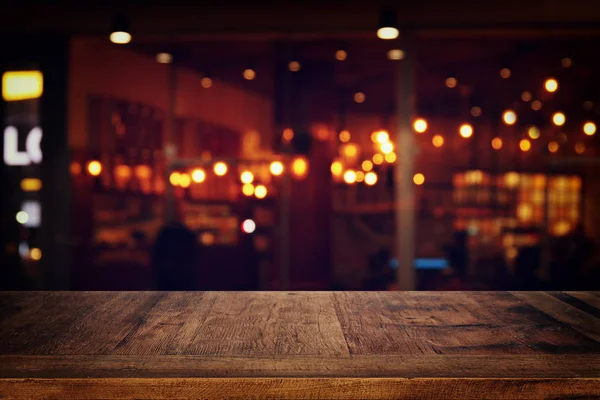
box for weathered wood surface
[0,291,599,399]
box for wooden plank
[44,292,166,355]
[112,292,216,355]
[1,377,599,400]
[186,292,349,356]
[0,354,599,379]
[512,292,600,342]
[564,292,600,315]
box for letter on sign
[3,126,43,166]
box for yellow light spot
[413,118,428,133]
[531,100,542,111]
[459,123,473,138]
[385,152,397,163]
[548,141,559,153]
[155,52,172,64]
[500,68,511,78]
[135,165,151,179]
[583,122,596,136]
[343,170,357,184]
[191,168,206,183]
[70,162,82,175]
[354,92,365,103]
[2,71,43,101]
[254,184,267,199]
[201,77,213,88]
[491,137,503,150]
[335,49,347,60]
[270,161,284,176]
[179,173,191,188]
[432,135,444,147]
[339,130,351,142]
[521,91,532,102]
[517,203,533,222]
[361,160,373,172]
[575,142,585,154]
[240,171,254,184]
[20,178,42,192]
[356,171,365,182]
[552,112,566,126]
[87,161,102,176]
[387,49,404,60]
[242,183,255,196]
[545,78,558,93]
[343,143,358,157]
[243,69,256,80]
[375,130,389,143]
[445,77,457,88]
[282,128,294,142]
[109,31,131,44]
[169,171,181,186]
[200,232,216,246]
[291,157,308,178]
[377,27,399,40]
[364,171,378,185]
[413,173,425,185]
[503,110,517,125]
[519,139,531,152]
[470,106,482,117]
[30,248,42,261]
[528,126,540,139]
[213,162,228,176]
[373,154,384,165]
[504,172,520,188]
[380,142,394,154]
[115,164,132,179]
[288,61,301,72]
[552,220,571,236]
[16,211,28,224]
[331,161,343,176]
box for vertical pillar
[280,156,291,290]
[394,34,417,290]
[164,62,177,222]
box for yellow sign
[2,71,43,101]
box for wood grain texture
[0,291,599,399]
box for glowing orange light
[503,110,517,125]
[331,161,343,176]
[87,161,102,176]
[377,27,399,40]
[373,154,384,165]
[471,106,482,117]
[213,162,228,176]
[459,124,473,138]
[545,78,558,93]
[413,118,427,133]
[291,157,308,178]
[548,141,559,153]
[201,77,213,88]
[531,100,542,111]
[583,122,596,136]
[254,184,267,199]
[335,49,347,60]
[361,160,373,171]
[491,137,503,150]
[354,92,365,103]
[243,69,256,80]
[339,130,351,142]
[521,91,532,102]
[385,152,397,163]
[519,139,531,152]
[282,128,294,142]
[240,171,254,184]
[552,112,566,126]
[445,77,457,88]
[191,168,206,183]
[413,173,425,185]
[500,68,511,78]
[343,170,357,184]
[242,183,255,196]
[528,126,540,139]
[364,171,378,185]
[575,142,585,154]
[432,135,444,147]
[179,173,191,188]
[288,61,301,72]
[343,143,358,157]
[270,161,284,175]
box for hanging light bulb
[377,8,399,40]
[109,14,132,44]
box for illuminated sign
[3,126,42,166]
[2,71,43,101]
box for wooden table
[1,291,599,399]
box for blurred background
[1,1,600,291]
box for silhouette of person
[152,210,199,290]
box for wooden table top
[1,291,599,399]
